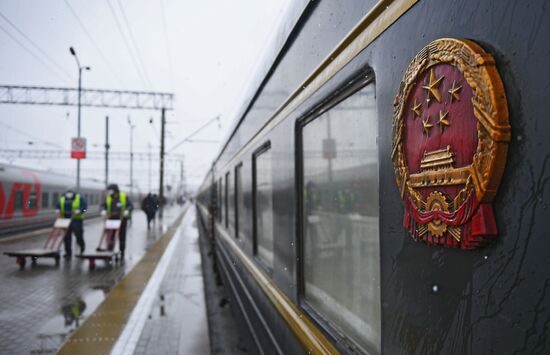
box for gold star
[422,68,444,105]
[448,80,462,102]
[411,99,422,118]
[438,110,450,130]
[422,116,433,136]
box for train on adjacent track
[196,0,549,354]
[0,163,105,236]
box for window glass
[218,179,222,221]
[301,84,380,353]
[235,164,245,239]
[228,171,235,234]
[41,192,49,208]
[14,191,23,210]
[53,192,59,208]
[225,172,230,228]
[253,145,274,271]
[28,192,37,209]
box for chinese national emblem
[391,38,511,249]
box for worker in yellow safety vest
[101,183,133,258]
[56,188,87,259]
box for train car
[196,1,550,354]
[0,163,105,236]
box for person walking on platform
[101,183,133,259]
[141,192,157,230]
[56,188,87,259]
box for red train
[0,163,105,236]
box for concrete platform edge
[56,206,188,355]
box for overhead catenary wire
[0,121,64,149]
[116,0,154,90]
[63,0,125,87]
[106,0,151,90]
[0,11,74,81]
[168,116,220,153]
[0,23,71,84]
[159,0,175,91]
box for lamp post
[69,46,90,191]
[127,116,136,199]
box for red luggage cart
[4,218,71,269]
[77,219,122,270]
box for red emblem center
[404,64,477,200]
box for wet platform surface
[132,208,210,355]
[0,205,184,354]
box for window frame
[234,162,243,239]
[52,192,59,208]
[224,171,230,228]
[217,178,222,221]
[295,73,378,354]
[28,191,37,209]
[252,140,273,274]
[14,190,24,210]
[41,192,49,208]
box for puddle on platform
[31,289,106,354]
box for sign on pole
[71,137,86,159]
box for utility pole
[127,116,135,199]
[105,116,110,188]
[159,108,166,218]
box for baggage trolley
[77,219,121,270]
[4,218,71,269]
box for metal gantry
[0,84,174,211]
[0,149,183,162]
[0,85,174,111]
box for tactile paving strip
[57,208,187,354]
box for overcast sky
[0,0,291,195]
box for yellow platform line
[57,207,187,355]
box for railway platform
[0,204,224,354]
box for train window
[52,192,59,207]
[299,83,380,353]
[217,178,222,221]
[224,172,229,228]
[228,170,236,235]
[235,163,244,239]
[28,192,37,209]
[252,142,274,272]
[41,192,49,208]
[14,191,23,210]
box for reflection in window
[52,193,59,208]
[301,84,380,353]
[253,144,274,271]
[235,164,245,239]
